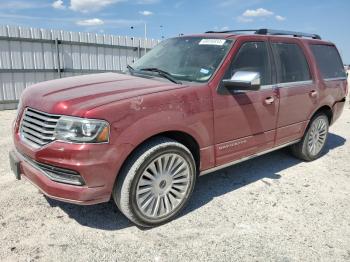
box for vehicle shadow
[46,132,345,230]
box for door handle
[309,90,318,98]
[265,96,275,105]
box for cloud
[0,12,142,29]
[0,13,74,22]
[137,0,160,4]
[242,8,274,17]
[139,10,153,16]
[237,8,285,23]
[70,0,123,12]
[174,1,184,8]
[213,26,230,31]
[105,18,144,27]
[219,0,262,8]
[219,0,239,7]
[52,0,66,9]
[76,18,105,26]
[275,15,286,21]
[0,12,143,30]
[236,16,253,23]
[1,1,49,9]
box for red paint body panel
[215,130,275,166]
[276,83,317,144]
[12,33,347,205]
[332,99,346,124]
[21,73,190,117]
[275,121,309,146]
[212,88,279,144]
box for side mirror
[222,71,261,91]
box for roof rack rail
[205,28,321,40]
[256,29,321,40]
[205,29,258,34]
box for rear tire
[113,137,196,227]
[290,113,329,161]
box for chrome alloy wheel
[136,153,191,219]
[307,117,328,156]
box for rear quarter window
[310,44,346,79]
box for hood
[21,73,185,116]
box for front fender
[114,106,211,149]
[85,85,214,177]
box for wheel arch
[311,105,333,124]
[115,130,201,186]
[298,105,333,139]
[155,131,200,170]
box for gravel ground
[1,104,350,262]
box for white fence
[0,25,159,110]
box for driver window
[225,41,272,86]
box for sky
[0,0,349,63]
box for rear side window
[310,45,346,79]
[272,43,311,83]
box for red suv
[9,29,347,227]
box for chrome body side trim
[260,84,275,90]
[324,77,347,81]
[199,139,300,176]
[276,80,313,88]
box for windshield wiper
[139,67,182,84]
[127,64,134,73]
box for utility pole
[131,24,147,54]
[160,25,164,39]
[144,23,147,54]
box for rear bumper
[11,147,112,205]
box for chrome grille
[20,108,60,147]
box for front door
[212,39,279,166]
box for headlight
[54,116,110,143]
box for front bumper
[10,148,111,205]
[11,125,122,204]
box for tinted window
[226,41,272,85]
[310,45,346,79]
[272,43,311,83]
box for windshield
[131,37,233,83]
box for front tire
[113,137,196,227]
[290,113,329,161]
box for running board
[199,139,300,176]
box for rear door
[270,39,318,145]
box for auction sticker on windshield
[199,39,226,45]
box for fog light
[24,156,85,186]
